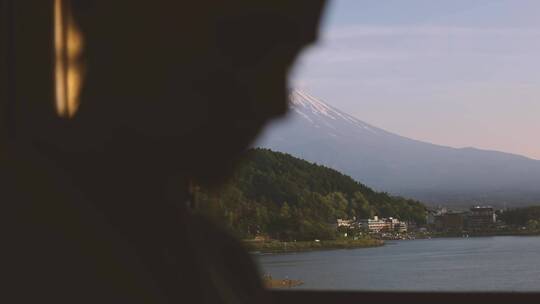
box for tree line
[499,206,540,230]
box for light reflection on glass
[54,0,84,118]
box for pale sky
[292,0,540,160]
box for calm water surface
[256,236,540,291]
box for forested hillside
[194,149,426,240]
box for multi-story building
[394,222,408,233]
[468,206,496,230]
[336,218,355,228]
[385,217,400,231]
[427,207,449,227]
[358,216,388,232]
[434,211,465,232]
[358,216,407,233]
[426,210,437,226]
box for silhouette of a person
[2,1,326,303]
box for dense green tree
[500,206,540,228]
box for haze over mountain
[256,90,540,207]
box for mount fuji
[256,89,540,206]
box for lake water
[256,236,540,291]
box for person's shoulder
[0,153,162,303]
[190,214,257,271]
[188,214,271,304]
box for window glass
[195,0,540,292]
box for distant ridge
[256,89,540,206]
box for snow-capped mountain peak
[258,89,540,206]
[288,89,379,134]
[290,89,337,119]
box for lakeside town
[247,204,540,255]
[256,204,540,288]
[335,205,537,241]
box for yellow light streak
[54,0,84,118]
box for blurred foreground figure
[1,1,326,303]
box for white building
[358,216,388,232]
[336,218,355,228]
[358,216,407,233]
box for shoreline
[245,238,384,254]
[246,231,540,254]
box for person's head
[6,1,326,185]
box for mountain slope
[256,89,540,206]
[194,148,426,240]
